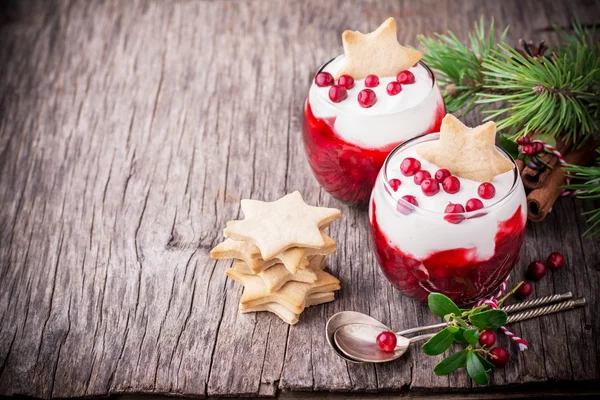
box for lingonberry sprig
[422,284,524,385]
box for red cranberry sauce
[303,100,445,204]
[370,201,526,304]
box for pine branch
[563,160,600,237]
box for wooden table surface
[1,0,599,398]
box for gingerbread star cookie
[241,292,335,325]
[233,255,326,293]
[210,231,335,274]
[417,114,514,182]
[225,268,341,315]
[335,17,423,80]
[223,191,341,260]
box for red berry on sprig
[478,330,496,347]
[357,89,377,108]
[421,178,440,196]
[400,157,421,176]
[442,176,460,194]
[389,178,402,192]
[328,85,347,103]
[364,74,380,88]
[517,281,533,298]
[478,182,496,200]
[337,74,354,89]
[386,81,402,96]
[315,72,334,87]
[397,70,415,84]
[434,168,451,183]
[413,170,431,185]
[527,260,547,280]
[376,331,397,352]
[547,252,564,269]
[532,141,545,155]
[517,136,532,145]
[489,347,510,367]
[520,144,534,156]
[444,203,465,224]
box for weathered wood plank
[0,0,599,398]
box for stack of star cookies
[210,191,341,325]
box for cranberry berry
[465,198,484,212]
[389,178,402,192]
[400,157,421,176]
[517,281,533,298]
[434,168,451,183]
[315,72,334,87]
[547,252,564,269]
[397,195,418,215]
[413,170,431,185]
[421,178,440,196]
[489,347,510,367]
[376,331,397,352]
[357,89,377,108]
[444,203,465,224]
[328,85,347,103]
[386,81,402,96]
[442,176,460,194]
[337,74,354,89]
[478,182,496,199]
[527,260,547,280]
[517,136,532,145]
[520,144,534,156]
[532,141,545,155]
[397,70,415,84]
[478,330,496,347]
[364,74,379,88]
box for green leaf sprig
[422,283,523,385]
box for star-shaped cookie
[223,191,341,260]
[241,292,335,325]
[417,114,514,182]
[225,268,340,315]
[210,230,335,274]
[233,255,326,293]
[335,17,423,80]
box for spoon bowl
[334,323,409,363]
[326,311,389,362]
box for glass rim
[381,133,521,217]
[314,56,437,116]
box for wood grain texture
[0,0,599,398]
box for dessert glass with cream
[369,133,527,305]
[302,18,445,205]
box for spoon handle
[408,332,436,343]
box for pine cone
[516,39,553,60]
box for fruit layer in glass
[303,56,446,205]
[369,134,527,305]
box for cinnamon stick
[522,139,571,189]
[527,142,597,222]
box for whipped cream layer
[308,56,442,149]
[370,136,527,260]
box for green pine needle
[563,161,600,237]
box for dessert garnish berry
[337,74,355,89]
[442,176,460,194]
[434,168,451,183]
[517,136,532,145]
[547,252,564,269]
[386,81,402,96]
[489,347,509,367]
[328,85,348,103]
[389,178,402,191]
[376,331,397,352]
[400,157,421,176]
[527,260,547,280]
[465,198,484,212]
[517,281,533,298]
[357,89,377,108]
[421,178,440,196]
[444,203,465,224]
[397,195,418,215]
[315,72,334,87]
[413,170,431,185]
[478,182,496,199]
[364,74,380,88]
[478,330,496,347]
[396,70,415,84]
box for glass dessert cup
[368,134,527,305]
[303,57,446,206]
